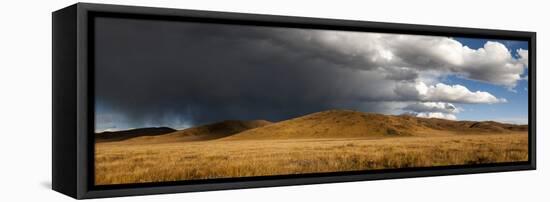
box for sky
[94,17,529,132]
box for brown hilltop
[222,110,527,140]
[222,110,413,140]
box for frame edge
[68,2,537,199]
[52,3,79,199]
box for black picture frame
[52,3,536,199]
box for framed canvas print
[52,3,536,199]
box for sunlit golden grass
[95,132,528,185]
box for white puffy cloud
[295,32,524,119]
[394,81,506,104]
[420,82,506,103]
[393,80,506,121]
[403,102,461,114]
[416,112,457,120]
[308,31,528,88]
[246,30,522,119]
[402,102,463,121]
[455,42,526,88]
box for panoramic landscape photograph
[94,17,529,185]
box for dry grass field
[95,133,528,185]
[95,110,529,185]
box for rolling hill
[222,110,416,140]
[222,110,527,140]
[118,120,272,143]
[95,110,527,143]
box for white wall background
[0,0,547,201]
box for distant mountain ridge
[131,120,273,143]
[95,127,176,142]
[95,110,527,143]
[96,120,272,143]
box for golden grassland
[95,132,528,185]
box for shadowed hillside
[119,120,272,143]
[95,127,176,142]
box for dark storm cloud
[94,17,519,129]
[94,17,397,128]
[382,67,418,81]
